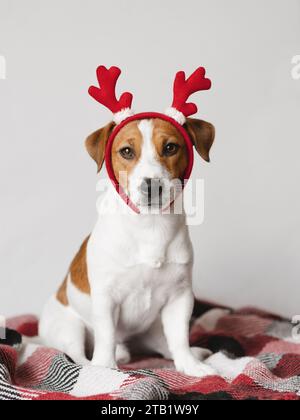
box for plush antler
[88,66,133,114]
[171,67,211,118]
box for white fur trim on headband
[164,107,186,125]
[113,108,135,124]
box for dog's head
[86,117,215,212]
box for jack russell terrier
[39,66,216,377]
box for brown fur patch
[56,236,91,304]
[85,122,115,172]
[152,119,188,179]
[111,121,143,190]
[69,236,91,295]
[184,118,215,162]
[56,276,69,306]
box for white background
[0,0,299,317]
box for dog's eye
[119,147,135,160]
[163,143,180,157]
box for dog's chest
[89,212,193,269]
[115,263,187,337]
[85,211,193,336]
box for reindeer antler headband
[89,65,211,125]
[88,65,212,213]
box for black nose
[140,178,163,201]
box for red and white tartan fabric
[1,302,300,400]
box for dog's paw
[72,355,91,366]
[175,354,216,378]
[116,344,131,364]
[91,357,117,369]
[190,346,212,361]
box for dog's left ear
[184,118,215,162]
[85,121,115,172]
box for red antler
[88,66,133,114]
[171,67,211,117]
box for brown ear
[184,118,215,162]
[85,121,115,172]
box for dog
[39,115,215,378]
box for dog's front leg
[161,288,216,378]
[91,296,118,369]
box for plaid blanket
[1,302,300,400]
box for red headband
[89,66,212,213]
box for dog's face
[86,118,215,211]
[111,119,190,210]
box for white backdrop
[0,0,299,317]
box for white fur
[39,119,215,378]
[165,107,186,125]
[113,108,134,124]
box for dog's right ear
[85,121,115,172]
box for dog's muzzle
[140,178,163,206]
